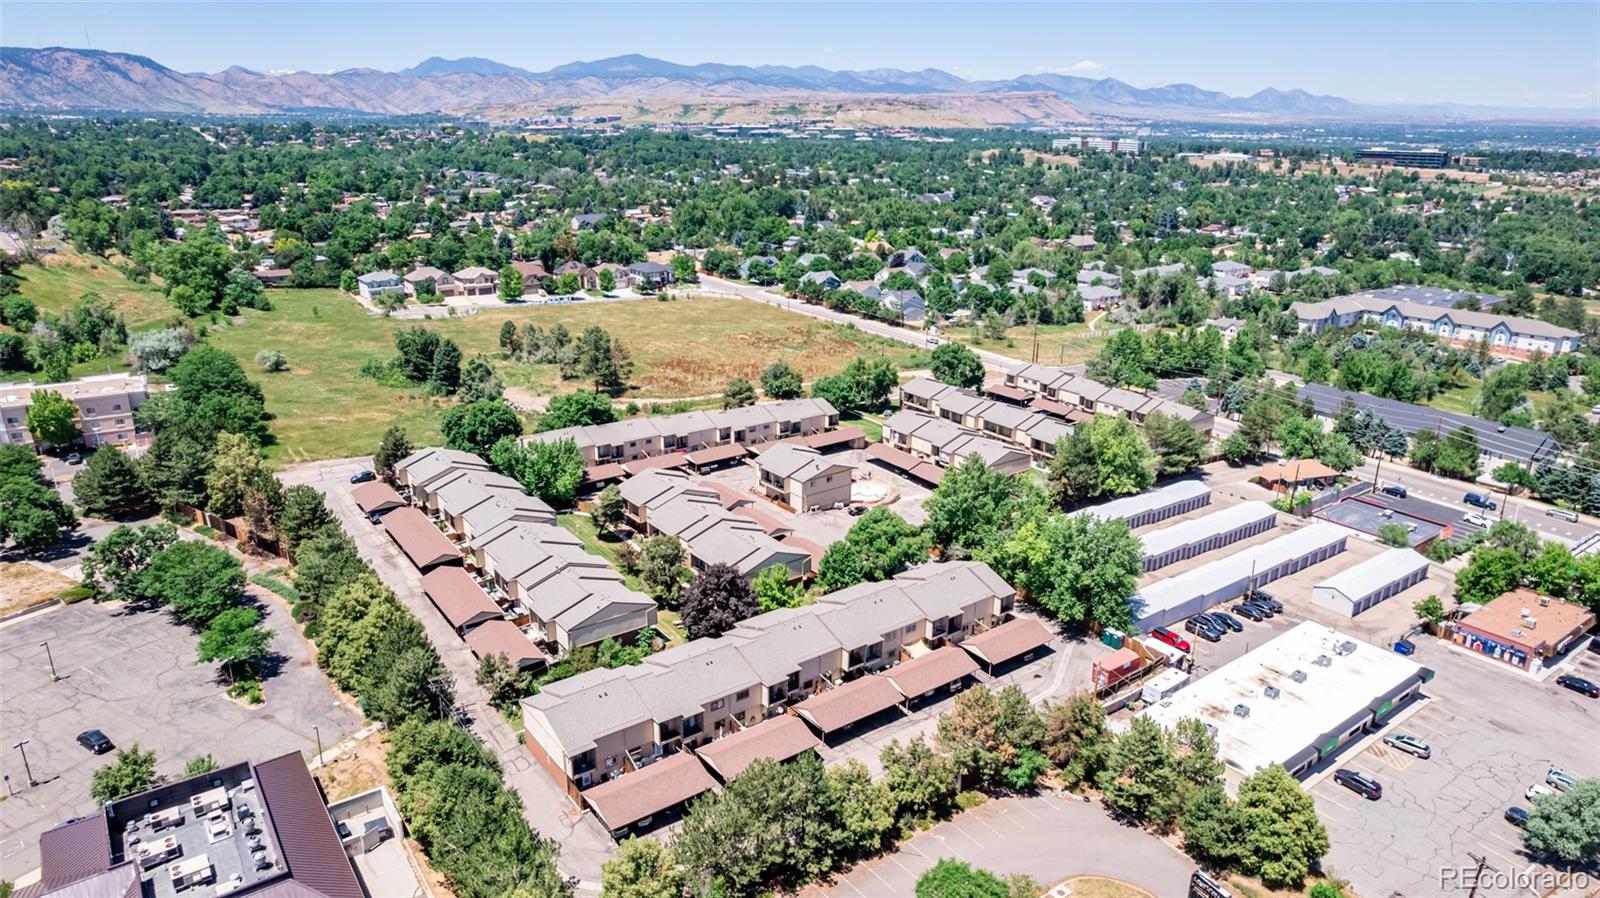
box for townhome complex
[1001,366,1216,434]
[879,411,1034,480]
[525,398,840,467]
[753,443,855,511]
[522,561,1054,831]
[896,377,1074,463]
[620,468,812,580]
[1290,290,1581,358]
[0,373,156,450]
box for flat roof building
[1311,548,1431,618]
[1132,522,1348,630]
[1141,622,1433,783]
[1451,589,1597,673]
[1072,480,1213,530]
[1296,383,1559,468]
[1291,290,1579,359]
[1138,502,1280,572]
[0,373,156,450]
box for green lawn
[556,512,642,589]
[843,413,885,442]
[15,252,173,330]
[948,321,1109,366]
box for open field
[204,289,921,462]
[948,321,1110,366]
[14,253,173,330]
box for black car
[1239,599,1276,618]
[368,510,387,525]
[1380,484,1408,499]
[1555,674,1600,698]
[1207,610,1244,632]
[847,504,868,516]
[77,729,113,754]
[1333,768,1382,800]
[1504,806,1529,828]
[349,470,377,484]
[1231,602,1266,622]
[1184,617,1223,642]
[1247,592,1284,614]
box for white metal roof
[1315,548,1431,602]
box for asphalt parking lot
[804,792,1195,898]
[1309,637,1600,898]
[0,597,359,879]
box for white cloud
[823,46,834,55]
[1033,60,1104,75]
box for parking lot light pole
[13,740,36,787]
[39,641,58,681]
[313,725,323,765]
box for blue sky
[6,1,1599,109]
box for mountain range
[0,47,1588,123]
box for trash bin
[1393,638,1416,656]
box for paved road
[279,457,615,893]
[1353,457,1600,547]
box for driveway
[0,588,359,879]
[279,457,617,891]
[804,792,1194,897]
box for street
[1353,456,1600,547]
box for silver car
[1546,767,1578,791]
[1383,733,1432,759]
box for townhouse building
[526,398,839,467]
[620,469,811,581]
[0,373,155,450]
[754,443,854,511]
[896,377,1074,462]
[1290,289,1580,359]
[1001,365,1215,435]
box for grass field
[206,290,923,462]
[14,253,173,330]
[948,321,1110,366]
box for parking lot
[1307,637,1599,898]
[0,596,359,879]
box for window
[710,698,724,711]
[85,406,96,414]
[735,689,750,701]
[904,624,916,634]
[605,755,617,768]
[113,403,123,411]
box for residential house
[404,265,448,296]
[571,213,607,230]
[439,266,499,298]
[1211,260,1252,278]
[799,270,842,291]
[554,261,599,291]
[1079,283,1121,309]
[1076,265,1122,289]
[885,246,926,268]
[511,259,548,289]
[739,255,778,279]
[880,288,926,321]
[0,373,154,450]
[1067,234,1097,251]
[356,270,404,300]
[755,443,854,511]
[627,261,674,290]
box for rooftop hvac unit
[1313,654,1332,667]
[1335,640,1358,656]
[1525,617,1538,629]
[1290,669,1308,683]
[1263,685,1280,699]
[1233,703,1251,718]
[1512,628,1524,637]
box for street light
[14,740,36,787]
[39,640,58,681]
[313,725,323,766]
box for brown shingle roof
[351,480,405,514]
[583,752,718,831]
[421,565,503,631]
[252,752,365,898]
[623,452,688,475]
[584,462,628,484]
[793,675,904,733]
[960,617,1055,667]
[1257,459,1338,483]
[882,645,979,698]
[692,716,821,782]
[464,619,548,668]
[382,506,461,570]
[685,443,750,466]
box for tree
[923,458,1045,557]
[1041,692,1109,787]
[1234,764,1329,888]
[90,745,160,803]
[880,735,958,825]
[1144,412,1209,477]
[915,860,1010,898]
[490,436,585,506]
[982,510,1141,629]
[1047,414,1155,505]
[374,426,413,479]
[721,376,757,409]
[671,253,698,283]
[127,327,194,372]
[139,419,216,508]
[459,356,504,403]
[428,337,463,395]
[72,446,152,518]
[276,486,334,561]
[637,534,685,605]
[1377,523,1412,547]
[0,477,77,552]
[816,507,927,592]
[254,349,287,372]
[671,754,838,894]
[498,320,518,355]
[205,432,278,521]
[475,651,529,708]
[1528,542,1577,597]
[681,562,759,638]
[1413,594,1447,628]
[24,389,79,446]
[826,759,896,856]
[761,360,804,399]
[197,607,273,683]
[592,484,626,533]
[1455,546,1526,605]
[499,265,523,301]
[183,754,219,778]
[1097,716,1178,824]
[167,345,269,443]
[442,400,524,458]
[930,342,985,389]
[600,837,685,898]
[597,267,616,293]
[81,523,178,601]
[1522,778,1600,863]
[574,325,628,394]
[1179,783,1243,870]
[537,390,617,432]
[753,563,806,611]
[136,540,246,625]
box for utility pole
[1464,851,1496,898]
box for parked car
[1334,768,1382,800]
[1556,674,1600,698]
[1184,617,1223,642]
[65,452,82,465]
[1239,599,1276,619]
[1463,492,1497,510]
[350,470,377,484]
[1546,767,1578,791]
[76,729,112,754]
[1462,512,1492,528]
[1247,592,1283,614]
[1504,806,1529,827]
[1383,734,1432,759]
[1546,507,1580,523]
[1526,783,1556,800]
[847,504,868,516]
[1231,603,1266,622]
[1150,627,1192,653]
[1380,484,1408,499]
[1207,610,1244,632]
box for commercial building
[1131,522,1348,630]
[1354,147,1450,169]
[1451,589,1597,672]
[1052,136,1146,155]
[526,398,840,467]
[0,373,155,450]
[1001,365,1215,435]
[16,752,364,898]
[1296,383,1560,468]
[1141,622,1434,784]
[1311,548,1432,617]
[1138,502,1280,572]
[1073,480,1213,530]
[1291,290,1580,359]
[754,443,854,511]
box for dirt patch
[1056,877,1156,898]
[0,562,76,616]
[315,729,392,802]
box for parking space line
[1485,830,1524,853]
[1476,841,1523,871]
[864,863,898,894]
[1011,800,1049,823]
[1313,790,1357,814]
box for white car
[1526,782,1556,800]
[1463,512,1492,528]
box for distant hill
[0,46,1589,123]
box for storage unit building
[1072,480,1212,529]
[1311,549,1431,617]
[1132,522,1348,631]
[1138,502,1279,572]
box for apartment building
[522,561,1026,808]
[1290,289,1580,358]
[526,398,840,466]
[897,377,1073,461]
[754,443,854,511]
[0,373,154,450]
[880,410,1033,475]
[1002,365,1215,434]
[620,469,811,581]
